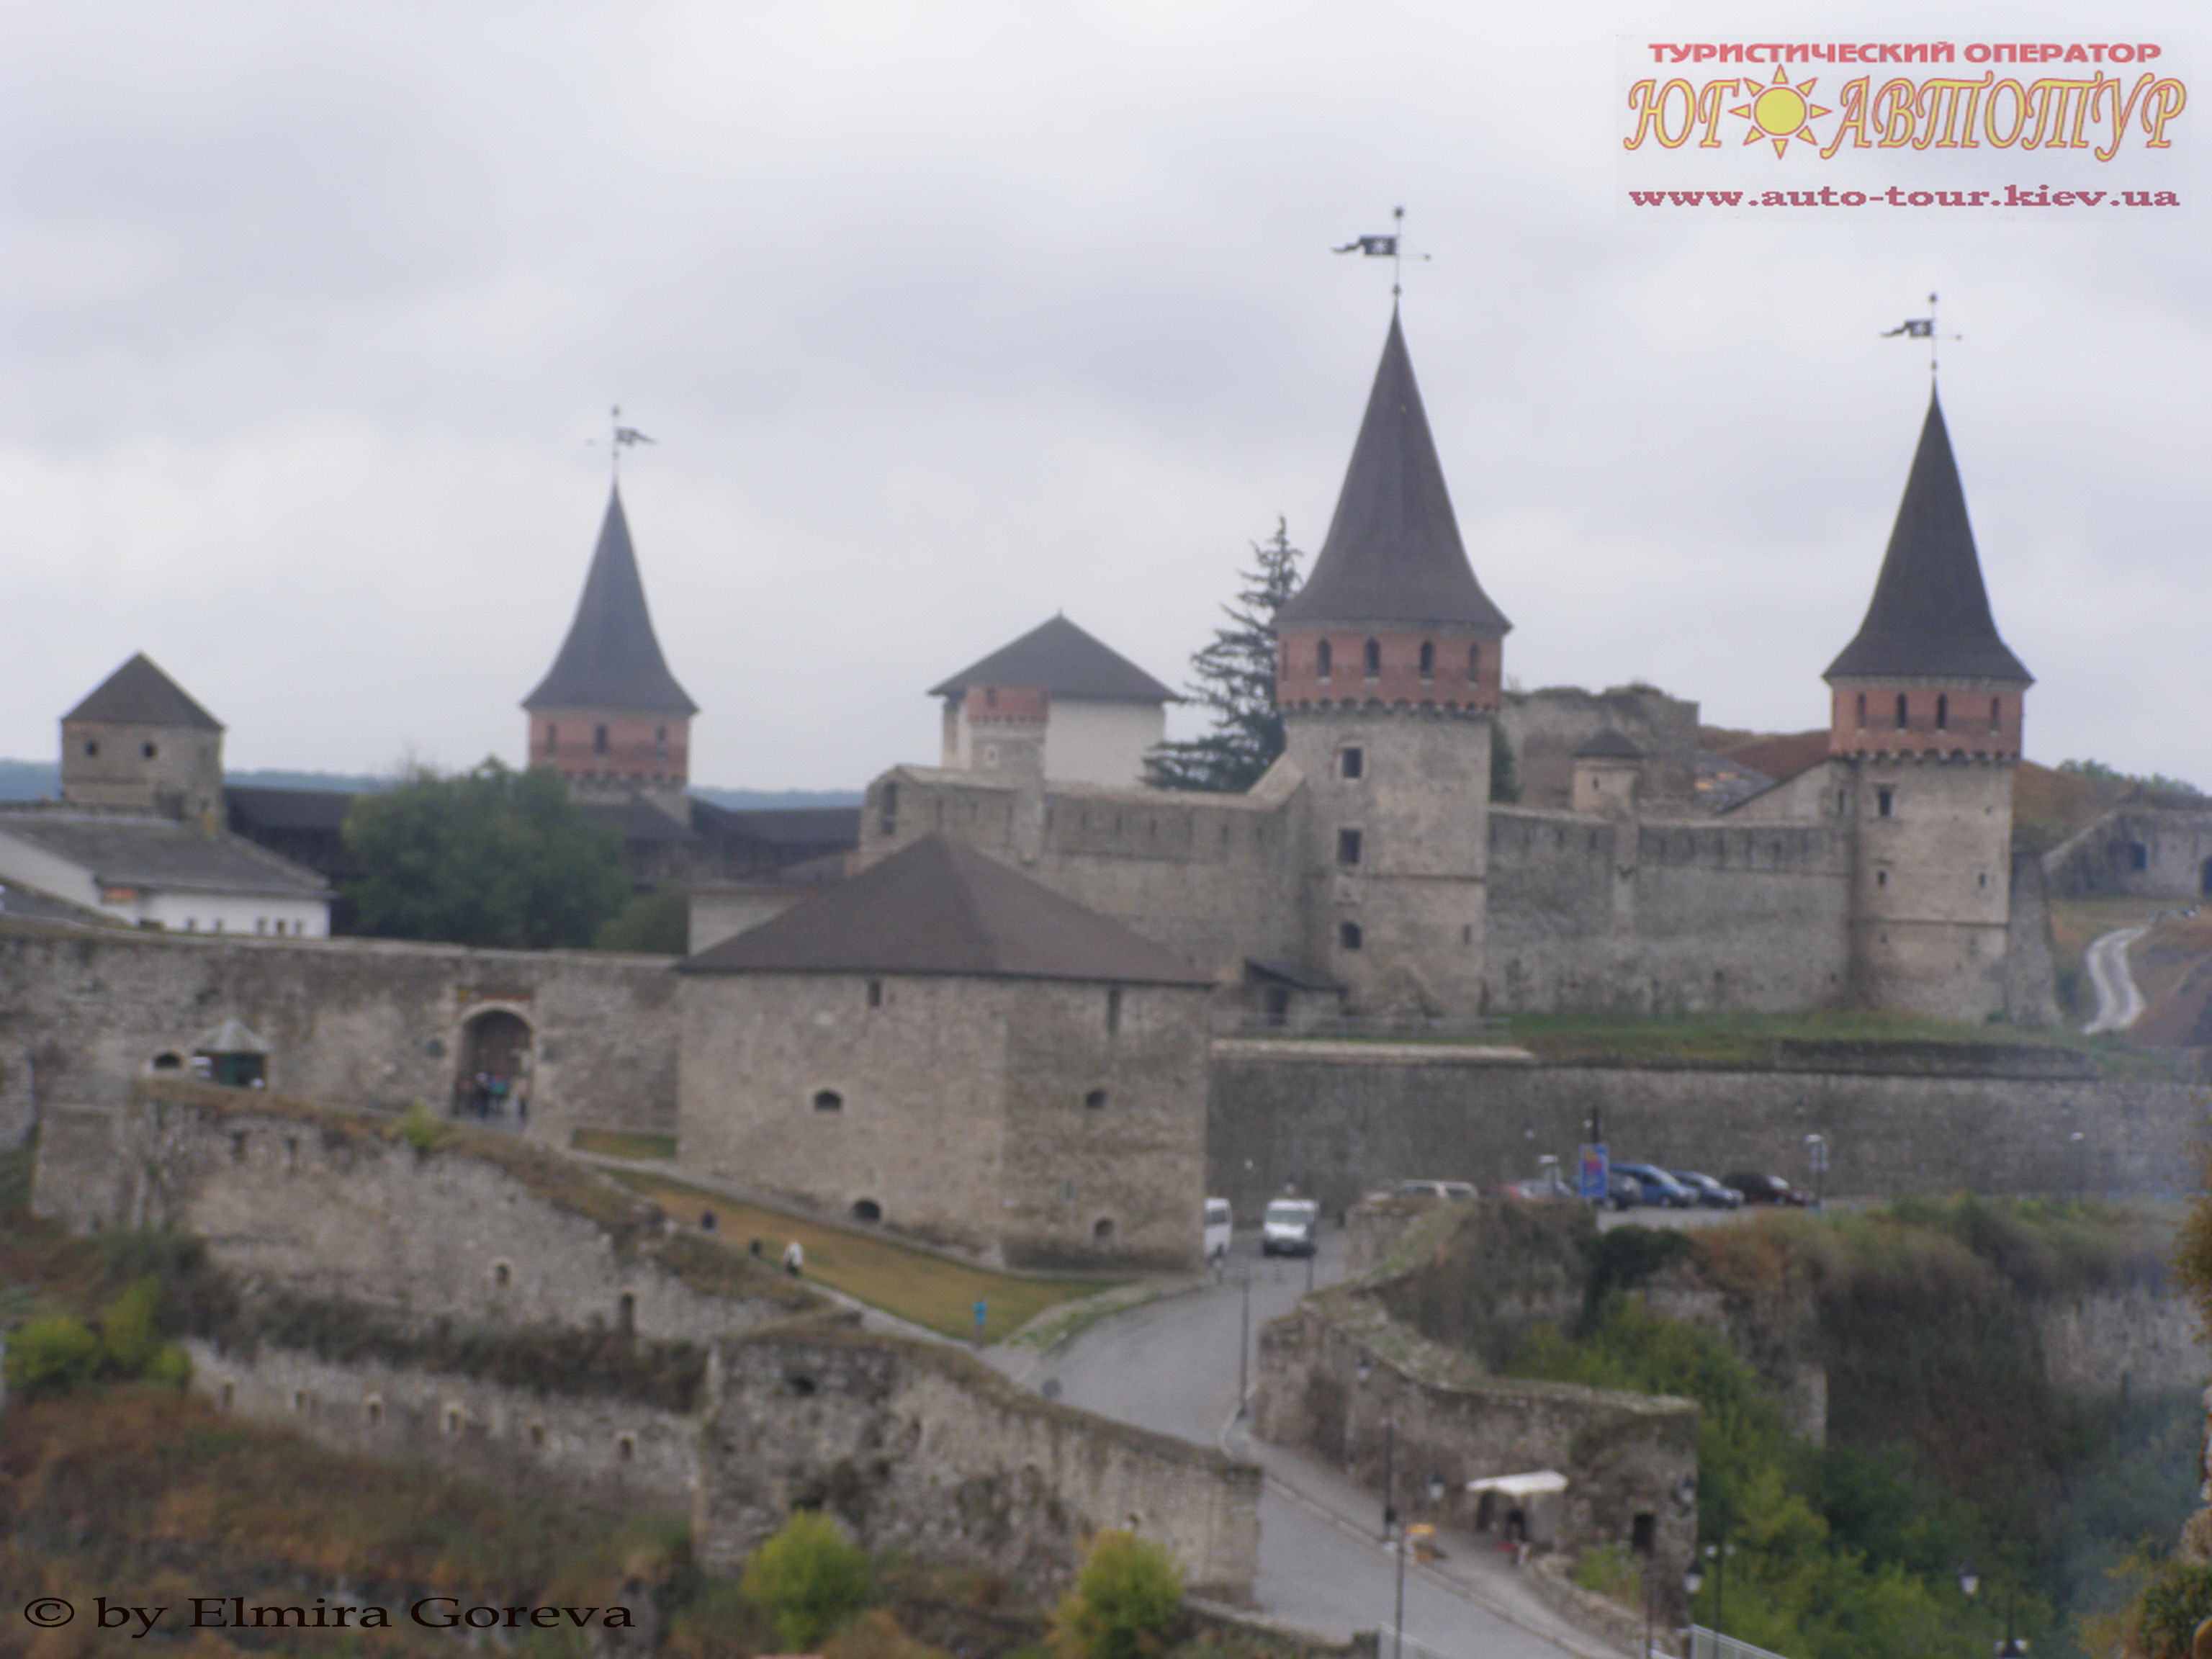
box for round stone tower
[1825,391,2031,1020]
[1273,310,1511,1017]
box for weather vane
[590,404,656,478]
[1881,293,1962,376]
[1333,205,1430,300]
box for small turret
[60,653,225,827]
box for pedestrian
[783,1240,804,1277]
[749,1239,763,1259]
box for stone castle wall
[1483,809,1853,1014]
[1253,1290,1697,1615]
[1208,1040,2207,1220]
[700,1323,1262,1599]
[34,1084,814,1341]
[860,767,1305,984]
[184,1338,701,1514]
[677,972,1210,1269]
[2046,803,2212,900]
[35,1079,1263,1602]
[0,917,681,1148]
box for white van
[1203,1197,1233,1262]
[1261,1197,1321,1257]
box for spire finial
[1333,206,1431,305]
[1881,295,1961,378]
[595,404,656,481]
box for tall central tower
[1825,391,2031,1019]
[1274,311,1512,1015]
[523,486,698,818]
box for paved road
[2083,925,2150,1033]
[997,1231,1622,1659]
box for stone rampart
[0,917,680,1148]
[698,1322,1262,1600]
[1208,1040,2209,1220]
[1252,1288,1696,1616]
[33,1081,818,1341]
[184,1337,701,1514]
[2046,802,2212,901]
[1483,809,1852,1014]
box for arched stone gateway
[455,1009,532,1121]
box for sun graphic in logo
[1731,66,1830,156]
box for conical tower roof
[1276,311,1511,634]
[1825,392,2030,685]
[524,487,698,715]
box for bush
[596,886,689,955]
[401,1100,444,1154]
[1048,1532,1185,1659]
[99,1280,166,1374]
[2133,1558,2212,1659]
[6,1314,102,1398]
[1570,1542,1641,1605]
[741,1510,873,1652]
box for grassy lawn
[608,1170,1113,1342]
[571,1128,678,1159]
[1260,1004,2180,1077]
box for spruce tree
[1147,519,1304,793]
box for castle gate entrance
[456,1009,533,1121]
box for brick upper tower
[524,486,698,813]
[1825,390,2031,1019]
[1274,310,1512,1015]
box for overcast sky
[3,1,2206,791]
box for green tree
[5,1313,101,1398]
[596,885,690,954]
[341,760,629,950]
[1147,520,1304,793]
[1048,1532,1185,1659]
[1491,725,1520,803]
[739,1510,872,1652]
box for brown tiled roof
[64,654,222,731]
[1826,392,2031,685]
[680,832,1213,986]
[928,615,1177,703]
[1276,310,1511,634]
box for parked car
[1671,1170,1745,1210]
[1723,1172,1811,1206]
[1614,1163,1697,1209]
[1497,1169,1580,1203]
[1393,1179,1479,1201]
[1203,1197,1233,1261]
[1604,1170,1644,1210]
[1261,1197,1321,1256]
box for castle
[6,305,2056,1026]
[827,310,2052,1025]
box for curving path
[2082,925,2151,1034]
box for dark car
[1614,1163,1697,1208]
[1604,1169,1645,1210]
[1671,1170,1745,1210]
[1724,1172,1810,1206]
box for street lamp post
[2069,1129,2087,1199]
[1684,1561,1705,1655]
[1804,1133,1828,1210]
[1704,1540,1737,1636]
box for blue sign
[1578,1143,1610,1202]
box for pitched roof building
[683,832,1212,986]
[60,653,227,824]
[931,615,1178,788]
